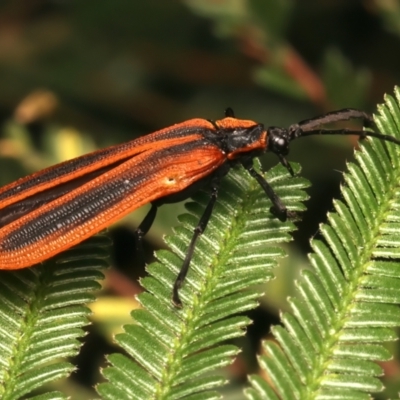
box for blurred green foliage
[0,0,400,398]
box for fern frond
[245,89,400,400]
[97,161,309,399]
[0,234,110,400]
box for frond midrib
[303,145,400,398]
[152,167,273,398]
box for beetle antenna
[296,128,400,146]
[297,108,375,131]
[289,108,400,146]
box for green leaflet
[97,161,309,400]
[246,90,400,399]
[0,234,110,400]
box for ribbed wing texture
[97,161,309,400]
[245,90,400,400]
[0,234,110,400]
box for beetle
[0,107,398,305]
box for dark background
[0,1,399,398]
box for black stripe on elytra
[1,137,217,252]
[0,163,127,227]
[0,123,215,203]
